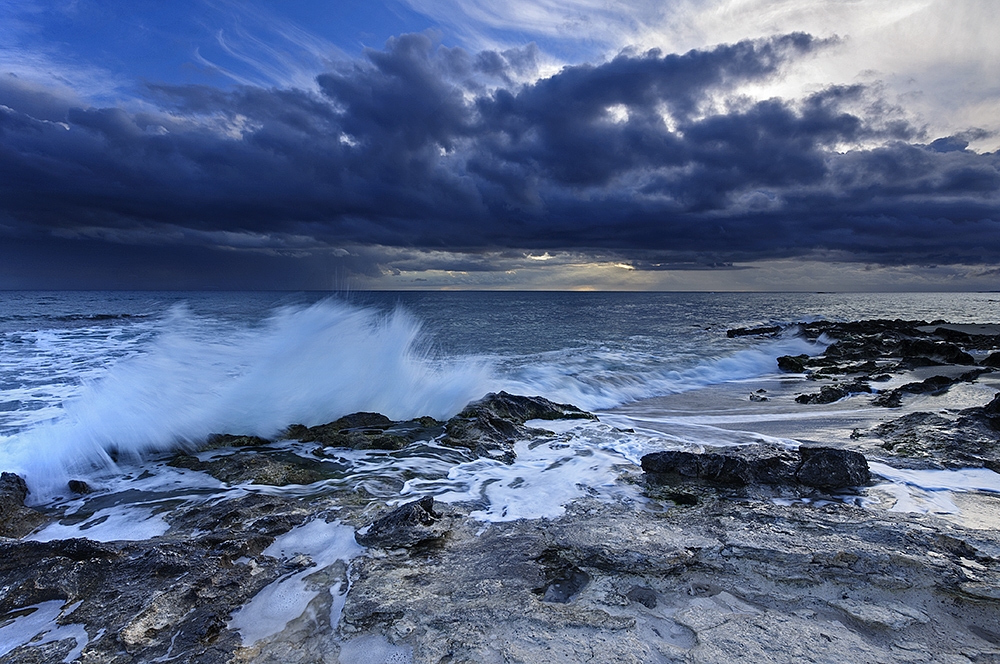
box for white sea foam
[27,505,170,542]
[0,600,89,662]
[499,336,823,411]
[400,420,654,521]
[229,519,363,645]
[870,463,1000,495]
[1,300,491,498]
[869,462,1000,516]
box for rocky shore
[2,320,1000,663]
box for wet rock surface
[355,497,448,549]
[442,391,596,461]
[284,413,443,452]
[0,471,48,538]
[641,444,870,489]
[854,392,1000,470]
[0,493,316,664]
[340,498,1000,664]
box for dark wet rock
[641,444,870,490]
[67,479,92,494]
[899,339,976,365]
[203,433,272,449]
[284,413,442,451]
[0,472,48,538]
[777,354,809,372]
[355,496,447,549]
[983,351,1000,368]
[442,391,595,460]
[796,446,871,489]
[169,451,335,486]
[795,380,872,404]
[0,492,316,664]
[641,444,801,487]
[456,391,595,424]
[785,319,997,377]
[727,325,781,338]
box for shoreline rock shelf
[0,321,1000,662]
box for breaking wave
[0,300,491,496]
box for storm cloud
[1,31,998,287]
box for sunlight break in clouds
[402,0,1000,151]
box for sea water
[1,290,999,503]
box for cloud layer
[1,31,998,288]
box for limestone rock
[355,496,447,549]
[0,472,48,538]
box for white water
[0,297,830,499]
[229,518,363,645]
[500,336,822,411]
[400,419,656,521]
[0,600,89,662]
[870,462,1000,516]
[0,301,491,497]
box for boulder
[355,496,447,549]
[641,444,870,490]
[641,445,800,487]
[795,446,871,489]
[442,392,595,460]
[777,354,809,372]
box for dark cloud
[0,32,998,287]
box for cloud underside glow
[0,15,998,289]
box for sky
[1,0,999,291]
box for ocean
[1,290,999,518]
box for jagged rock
[796,446,871,489]
[640,444,801,487]
[795,380,872,404]
[727,325,781,338]
[983,351,1000,368]
[898,339,975,365]
[442,391,595,460]
[169,452,334,486]
[355,496,447,549]
[455,391,595,424]
[0,492,310,664]
[284,414,442,451]
[852,394,1000,469]
[67,479,92,494]
[777,354,809,372]
[0,472,48,538]
[641,444,870,490]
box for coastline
[2,317,1000,662]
